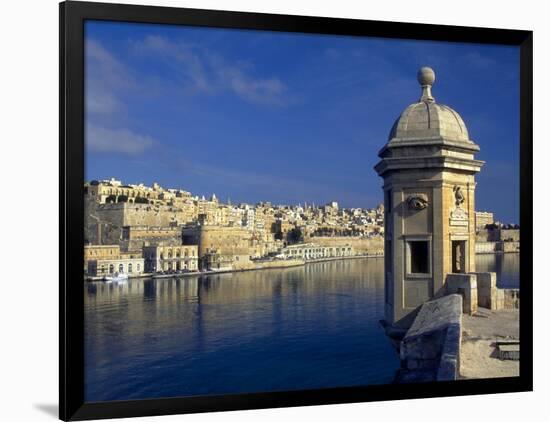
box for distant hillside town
[83,178,518,279]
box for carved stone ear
[406,194,429,210]
[453,185,465,206]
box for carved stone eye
[407,195,428,210]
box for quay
[460,308,519,379]
[85,252,384,282]
[393,282,520,383]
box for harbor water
[84,254,519,402]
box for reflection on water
[85,258,398,402]
[84,254,519,402]
[475,253,520,288]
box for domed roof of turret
[387,67,471,143]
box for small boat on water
[103,273,129,283]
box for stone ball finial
[417,67,435,102]
[417,66,435,86]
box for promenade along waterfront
[84,255,519,402]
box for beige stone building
[84,244,120,261]
[475,211,494,229]
[375,67,483,327]
[87,257,145,277]
[84,244,120,273]
[281,243,354,260]
[85,178,161,204]
[143,245,199,273]
[85,178,194,206]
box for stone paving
[460,308,519,379]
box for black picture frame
[60,1,533,420]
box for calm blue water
[475,253,520,289]
[84,254,519,402]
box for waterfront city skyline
[86,177,383,210]
[85,21,520,223]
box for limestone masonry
[375,67,520,382]
[375,66,484,327]
[84,177,387,277]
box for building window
[119,263,124,273]
[137,263,140,272]
[408,241,429,274]
[109,264,114,274]
[128,263,133,273]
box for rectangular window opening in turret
[409,241,429,274]
[452,240,466,273]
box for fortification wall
[85,202,197,245]
[307,235,384,254]
[501,229,520,242]
[501,241,520,253]
[183,226,252,258]
[476,228,520,242]
[475,241,520,254]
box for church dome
[388,67,471,143]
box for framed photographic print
[60,1,533,420]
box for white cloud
[86,39,133,89]
[85,39,134,115]
[86,88,120,114]
[133,35,212,93]
[217,64,287,106]
[86,125,155,155]
[85,41,158,157]
[131,35,289,105]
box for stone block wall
[306,235,384,255]
[476,228,520,244]
[500,229,520,242]
[475,242,497,254]
[474,271,519,310]
[496,289,520,310]
[500,241,520,253]
[397,294,462,382]
[476,272,498,309]
[445,274,478,315]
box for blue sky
[85,21,520,223]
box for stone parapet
[473,271,519,310]
[476,272,498,309]
[496,289,520,310]
[445,274,478,315]
[397,294,462,383]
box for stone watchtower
[375,67,484,328]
